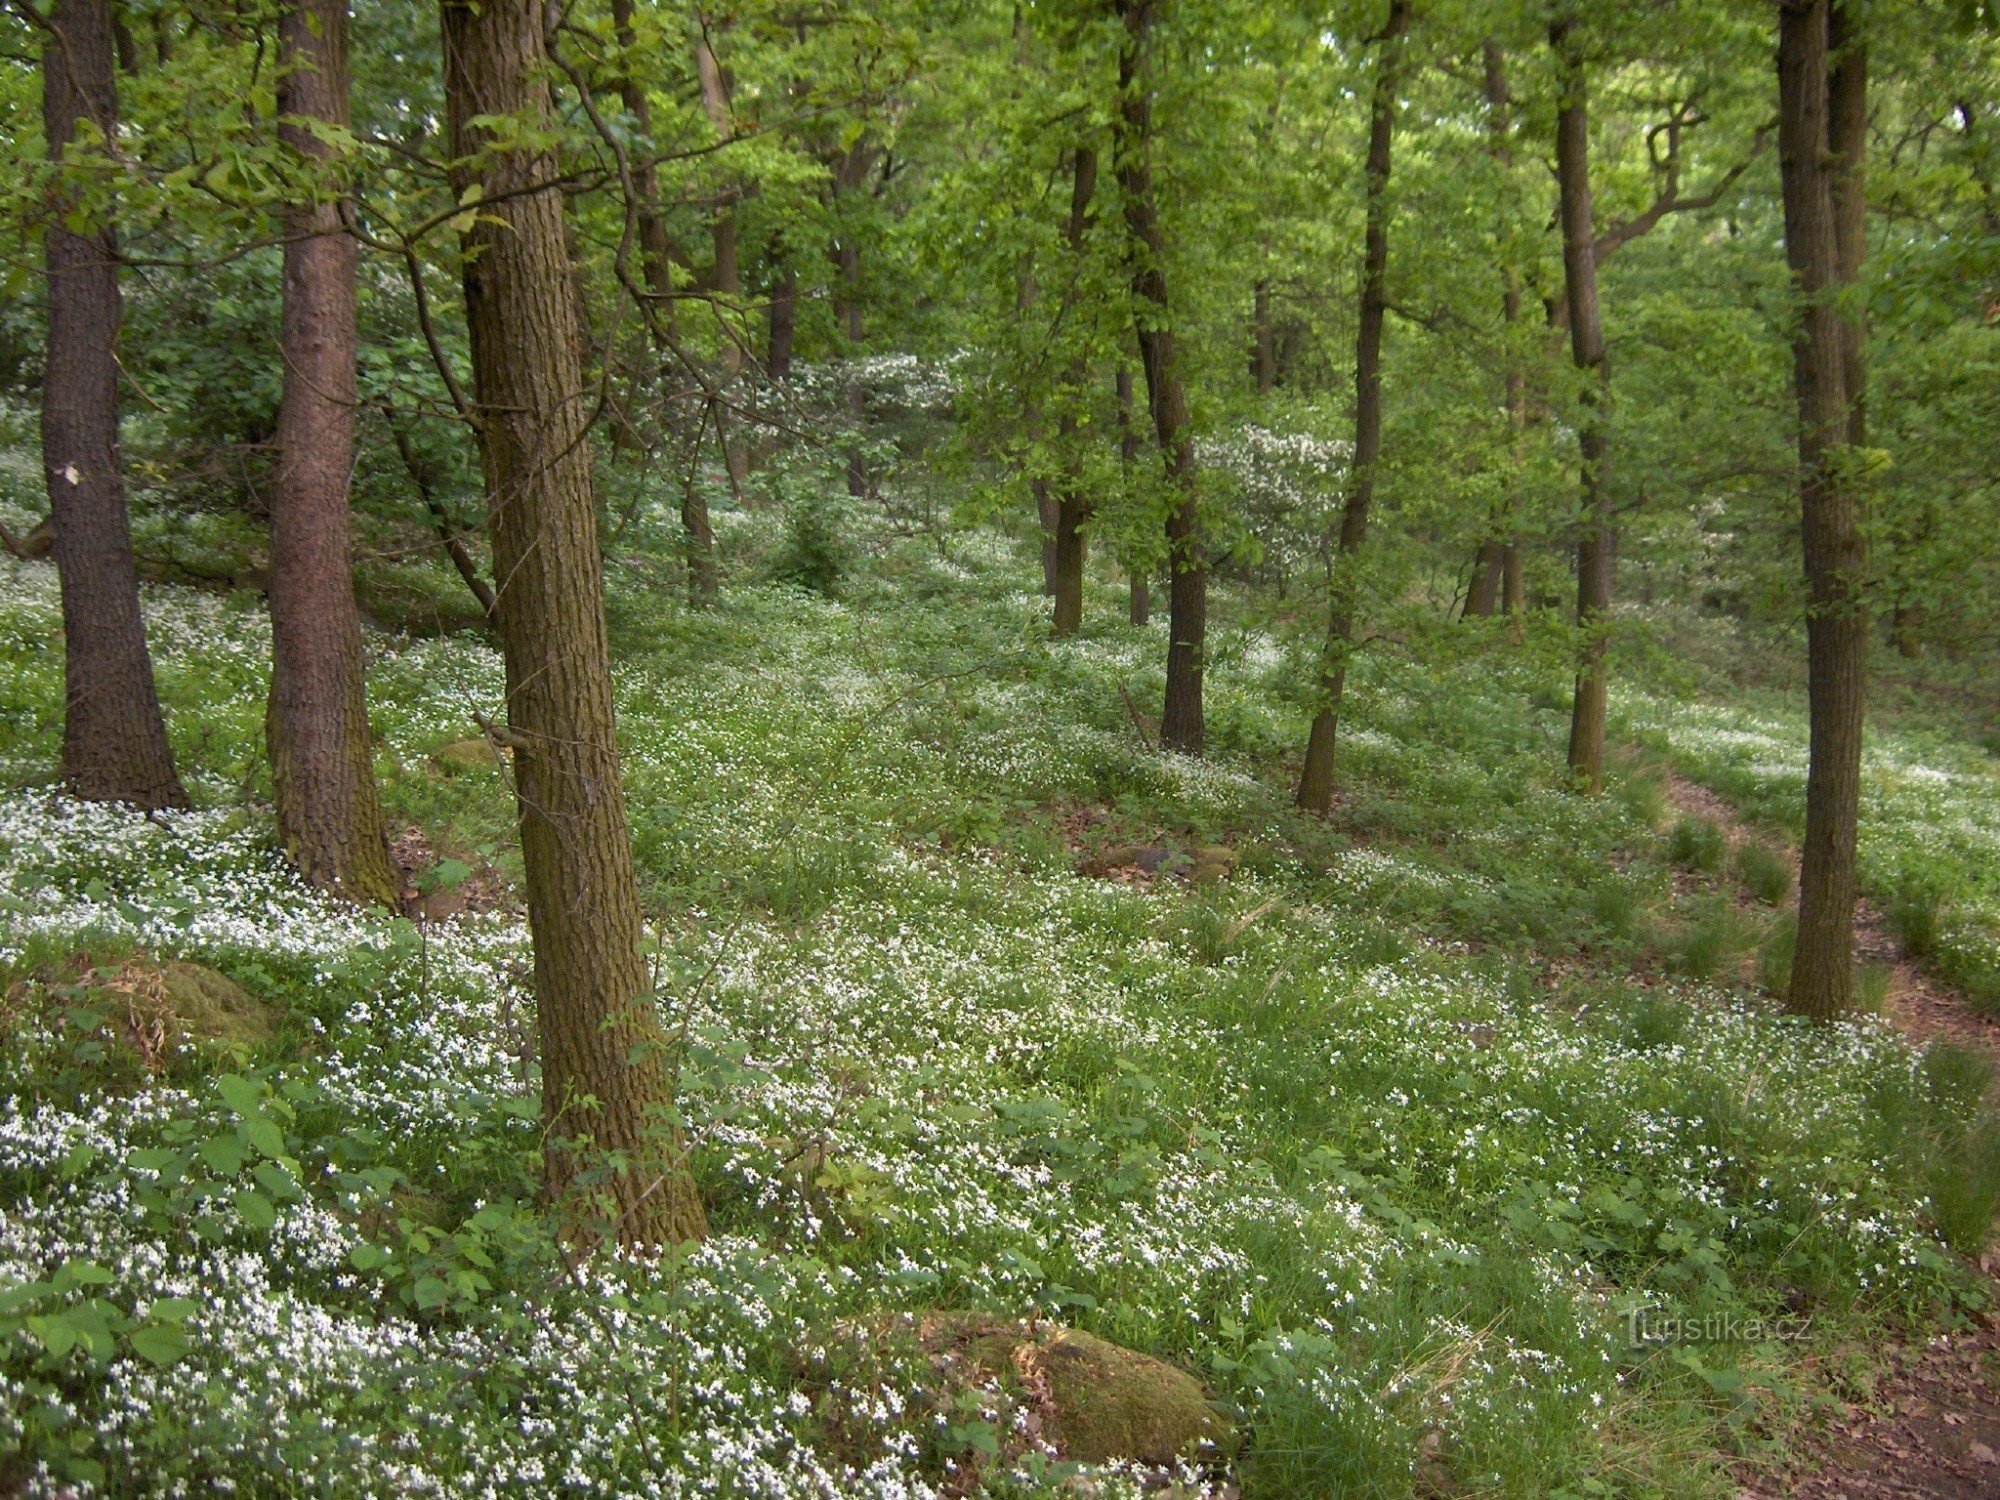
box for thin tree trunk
[442,0,704,1248]
[1113,0,1202,754]
[1296,0,1408,812]
[1252,274,1276,394]
[1780,0,1867,1021]
[609,0,676,336]
[41,0,186,809]
[1117,365,1149,625]
[1551,12,1615,794]
[1464,540,1505,617]
[832,145,869,499]
[1051,145,1097,638]
[267,0,395,905]
[393,426,496,619]
[1483,40,1529,634]
[765,261,796,380]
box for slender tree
[1296,0,1409,813]
[1050,144,1098,638]
[266,0,397,905]
[441,0,705,1247]
[1465,38,1528,625]
[1112,0,1203,753]
[1116,365,1150,625]
[39,0,186,809]
[1550,8,1615,794]
[1778,0,1868,1020]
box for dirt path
[1664,772,2000,1070]
[1659,771,2000,1499]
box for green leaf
[412,1275,451,1311]
[242,1114,286,1160]
[215,1073,264,1119]
[128,1322,191,1367]
[233,1190,276,1231]
[199,1134,248,1176]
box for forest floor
[1654,773,2000,1499]
[3,530,2000,1496]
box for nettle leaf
[215,1073,265,1119]
[233,1190,277,1232]
[127,1322,192,1367]
[242,1114,286,1161]
[199,1134,248,1177]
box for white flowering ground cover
[1623,689,2000,1006]
[0,543,1994,1499]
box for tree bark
[1296,0,1408,813]
[1779,0,1867,1021]
[1481,40,1530,632]
[442,0,705,1248]
[1464,540,1505,617]
[40,0,186,809]
[765,262,796,381]
[266,0,396,906]
[1050,145,1097,638]
[1251,275,1276,393]
[1113,0,1202,754]
[1551,12,1615,795]
[1116,365,1149,625]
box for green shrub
[1755,914,1796,996]
[1733,842,1792,906]
[1665,815,1726,873]
[1665,899,1756,981]
[1888,869,1957,960]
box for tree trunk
[442,0,705,1248]
[832,144,870,499]
[1780,0,1867,1021]
[1296,0,1408,813]
[1551,12,1615,795]
[1465,542,1504,617]
[266,0,396,907]
[1251,275,1276,393]
[41,0,186,809]
[765,262,796,381]
[1051,146,1097,639]
[609,0,677,336]
[1117,365,1149,625]
[1113,0,1202,754]
[1481,40,1529,634]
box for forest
[0,0,1998,1492]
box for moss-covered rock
[883,1312,1230,1468]
[432,737,508,775]
[3,952,281,1076]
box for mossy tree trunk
[1296,0,1408,813]
[40,0,186,810]
[441,0,706,1248]
[267,0,396,906]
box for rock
[1188,846,1240,884]
[878,1312,1229,1468]
[433,738,508,775]
[1021,1325,1229,1466]
[7,952,281,1066]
